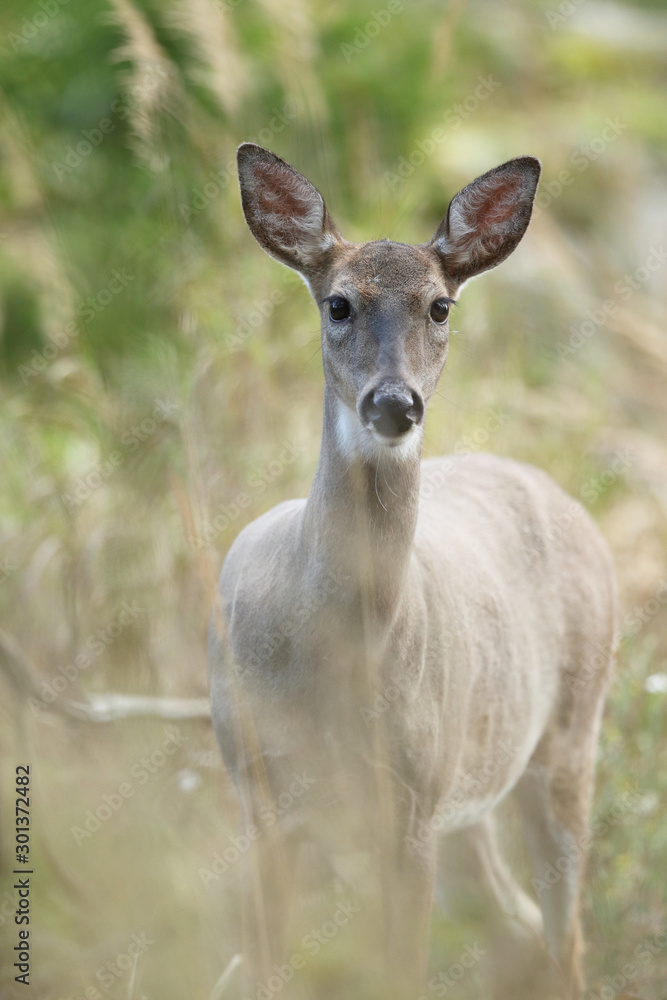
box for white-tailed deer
[208,144,617,999]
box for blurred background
[0,0,666,997]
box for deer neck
[301,384,422,621]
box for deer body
[208,146,616,999]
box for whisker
[381,450,400,499]
[375,464,388,512]
[432,389,467,414]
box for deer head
[237,144,540,462]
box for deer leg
[239,810,299,993]
[437,814,543,937]
[435,815,549,999]
[513,753,597,1000]
[381,834,436,994]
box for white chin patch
[335,399,422,464]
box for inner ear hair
[237,143,341,277]
[432,156,541,284]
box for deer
[207,143,617,1000]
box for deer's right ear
[237,143,341,279]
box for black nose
[360,385,424,438]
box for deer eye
[328,297,351,322]
[430,298,450,324]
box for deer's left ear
[431,156,541,286]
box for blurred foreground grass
[1,0,666,997]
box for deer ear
[431,156,541,285]
[237,143,341,278]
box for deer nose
[360,385,424,439]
